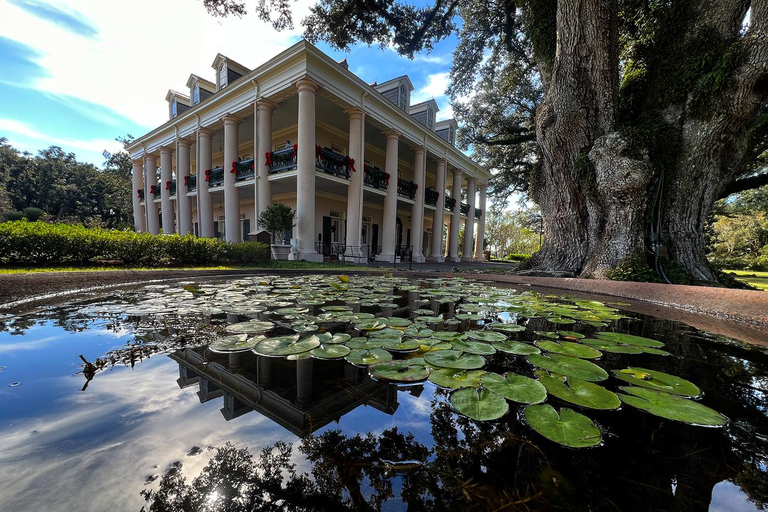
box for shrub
[2,210,24,222]
[220,241,269,263]
[258,203,295,243]
[506,253,532,262]
[607,253,660,282]
[23,207,45,222]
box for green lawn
[726,270,768,291]
[0,260,372,275]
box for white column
[474,184,487,261]
[145,155,160,235]
[410,146,426,263]
[344,107,365,260]
[160,148,174,234]
[256,99,277,231]
[131,160,145,232]
[462,177,476,261]
[223,115,241,243]
[378,130,399,263]
[176,140,192,235]
[295,78,322,262]
[448,169,462,262]
[428,158,446,262]
[197,128,215,238]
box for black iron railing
[137,189,144,201]
[266,147,297,174]
[185,175,197,192]
[425,187,439,206]
[168,180,177,196]
[444,196,456,211]
[235,158,255,180]
[207,166,224,187]
[460,202,470,215]
[475,208,482,219]
[316,146,351,179]
[364,164,388,190]
[398,178,416,199]
[152,185,161,199]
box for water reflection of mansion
[170,348,406,436]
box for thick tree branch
[473,133,536,146]
[720,172,768,197]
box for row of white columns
[132,76,487,262]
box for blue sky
[0,0,458,166]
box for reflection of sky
[710,481,764,512]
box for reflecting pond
[0,274,767,511]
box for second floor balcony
[185,174,197,192]
[137,188,144,201]
[266,146,297,174]
[460,202,470,215]
[444,196,455,211]
[316,146,351,179]
[398,178,416,200]
[168,180,177,196]
[234,158,255,180]
[424,187,439,207]
[475,208,482,219]
[363,164,388,190]
[206,166,224,187]
[151,185,160,199]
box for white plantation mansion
[128,41,489,263]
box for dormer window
[219,63,227,89]
[449,126,455,144]
[399,84,406,110]
[193,83,200,104]
[427,107,434,129]
[171,99,178,118]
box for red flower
[231,161,237,173]
[315,145,322,159]
[292,143,298,158]
[264,152,273,166]
[205,169,211,181]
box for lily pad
[450,340,497,356]
[558,330,585,339]
[466,330,507,342]
[535,340,602,359]
[428,369,487,389]
[535,370,620,410]
[595,332,664,348]
[402,327,434,338]
[369,360,430,383]
[385,317,413,327]
[431,331,466,341]
[209,334,262,353]
[481,372,547,404]
[488,323,526,333]
[424,350,486,370]
[379,338,422,352]
[612,368,700,397]
[345,338,384,350]
[316,332,351,344]
[580,338,644,354]
[450,388,509,421]
[527,353,608,382]
[253,335,319,357]
[227,320,274,334]
[492,341,541,356]
[354,319,388,331]
[416,316,444,324]
[534,331,560,339]
[345,348,393,366]
[618,386,727,426]
[310,344,351,359]
[524,404,603,448]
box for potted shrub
[258,202,295,260]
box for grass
[0,260,373,275]
[725,270,768,291]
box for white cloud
[412,72,450,102]
[0,118,124,154]
[0,0,314,130]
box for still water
[0,275,766,512]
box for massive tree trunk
[524,0,767,283]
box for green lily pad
[612,368,700,397]
[481,372,547,404]
[450,340,497,355]
[253,335,319,357]
[310,344,351,359]
[527,353,608,382]
[345,338,384,350]
[227,320,274,334]
[379,338,422,352]
[535,340,602,359]
[450,388,509,421]
[402,327,434,338]
[385,317,413,327]
[455,313,483,321]
[345,348,393,366]
[535,370,620,410]
[431,331,466,341]
[524,404,602,448]
[492,341,541,356]
[595,332,664,348]
[618,386,727,426]
[424,349,486,370]
[580,338,644,354]
[293,323,319,333]
[547,317,576,325]
[369,360,430,383]
[428,369,487,389]
[209,334,260,353]
[558,331,585,339]
[416,316,444,324]
[354,319,388,331]
[369,328,405,339]
[534,331,560,339]
[488,323,526,333]
[317,332,351,344]
[465,330,507,342]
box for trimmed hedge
[0,221,269,266]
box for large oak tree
[204,0,768,282]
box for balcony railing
[207,166,224,187]
[151,185,161,199]
[316,146,351,179]
[234,158,255,180]
[424,187,439,206]
[137,189,144,201]
[363,164,388,190]
[475,208,482,219]
[444,196,456,211]
[460,202,470,215]
[398,178,416,200]
[185,174,197,192]
[266,147,297,174]
[168,180,177,196]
